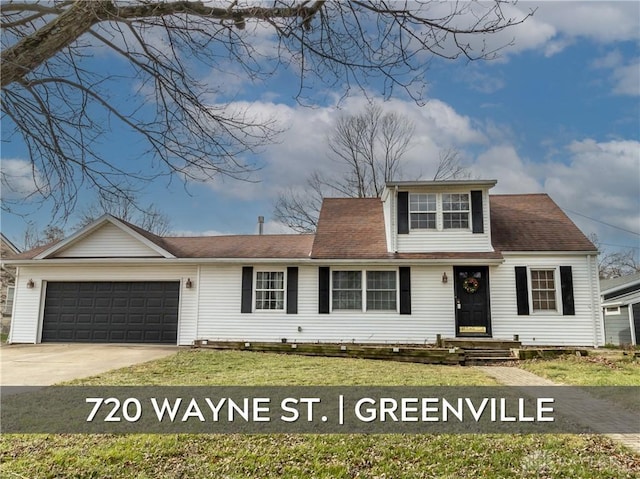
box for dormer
[381,180,497,253]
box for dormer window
[442,193,470,229]
[410,193,437,229]
[407,192,471,231]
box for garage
[41,282,179,344]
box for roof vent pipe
[258,216,264,235]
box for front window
[442,193,470,229]
[410,193,437,229]
[255,271,284,310]
[366,271,397,311]
[531,269,556,311]
[332,271,362,310]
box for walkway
[476,366,640,454]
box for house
[5,180,603,347]
[600,272,640,346]
[1,232,20,334]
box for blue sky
[1,1,639,258]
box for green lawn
[518,350,640,386]
[1,349,638,479]
[64,349,500,386]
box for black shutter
[560,266,575,316]
[399,267,411,315]
[471,190,484,234]
[397,191,409,234]
[287,267,298,314]
[241,266,253,313]
[515,266,529,315]
[318,267,330,314]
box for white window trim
[330,268,399,313]
[528,267,562,315]
[254,269,286,313]
[408,192,472,232]
[604,306,621,316]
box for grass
[1,349,639,478]
[518,350,640,386]
[64,349,500,386]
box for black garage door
[42,282,179,344]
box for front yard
[1,349,638,478]
[519,349,640,386]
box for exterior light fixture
[27,279,35,289]
[442,272,448,284]
[185,278,193,289]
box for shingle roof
[311,198,390,259]
[10,241,59,260]
[490,194,597,252]
[310,193,596,259]
[162,234,314,259]
[11,193,596,261]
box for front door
[454,266,491,337]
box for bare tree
[432,149,472,181]
[274,104,470,232]
[273,171,330,233]
[21,223,65,250]
[328,103,415,198]
[590,234,640,279]
[75,192,171,235]
[1,1,530,219]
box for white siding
[9,265,197,345]
[196,264,455,344]
[397,230,492,253]
[489,254,602,346]
[195,258,600,346]
[10,255,602,347]
[55,223,162,258]
[394,189,494,253]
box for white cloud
[531,2,640,45]
[467,137,640,249]
[592,50,624,70]
[611,60,640,96]
[543,139,640,240]
[592,51,640,97]
[199,94,488,200]
[0,158,45,199]
[472,145,542,193]
[469,2,640,59]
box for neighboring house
[1,232,20,334]
[600,272,640,346]
[6,180,603,346]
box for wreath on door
[463,277,479,294]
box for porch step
[464,349,514,359]
[464,350,516,365]
[441,338,521,350]
[465,356,517,366]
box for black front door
[454,266,491,337]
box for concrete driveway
[0,343,179,386]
